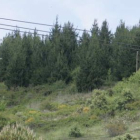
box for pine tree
[76,27,103,92]
[112,21,135,80]
[99,20,113,79]
[3,31,23,88]
[21,33,33,86]
[61,22,78,70]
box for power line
[0,27,49,37]
[0,23,51,33]
[1,22,140,45]
[0,17,53,27]
[1,17,140,41]
[0,27,81,41]
[0,17,91,32]
[0,26,140,50]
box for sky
[0,0,140,40]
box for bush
[91,93,108,110]
[40,100,58,111]
[93,89,104,96]
[71,66,80,83]
[66,83,78,94]
[0,115,9,131]
[50,80,66,91]
[106,89,114,96]
[116,89,134,111]
[114,134,138,140]
[122,89,134,103]
[0,101,6,111]
[128,70,140,83]
[69,126,82,138]
[105,68,113,86]
[126,100,140,110]
[0,123,42,140]
[106,120,126,137]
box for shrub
[114,134,138,140]
[83,107,90,113]
[0,123,42,140]
[50,80,66,91]
[85,90,109,115]
[85,99,92,106]
[105,68,113,86]
[126,100,140,110]
[66,83,78,94]
[91,94,108,110]
[116,89,134,111]
[128,70,140,83]
[122,89,134,103]
[93,89,104,96]
[0,115,9,131]
[58,104,67,110]
[0,101,6,111]
[106,120,126,137]
[71,66,80,82]
[106,89,114,96]
[40,100,58,111]
[69,126,82,138]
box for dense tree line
[0,20,139,92]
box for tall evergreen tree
[112,21,135,79]
[61,22,78,70]
[76,21,103,92]
[20,33,33,86]
[91,19,100,37]
[99,20,113,78]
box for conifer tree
[112,21,135,79]
[99,20,113,79]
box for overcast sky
[0,0,140,40]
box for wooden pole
[136,51,139,72]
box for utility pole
[136,51,139,72]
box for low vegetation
[0,123,42,140]
[0,70,140,139]
[69,125,82,138]
[114,134,138,140]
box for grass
[1,71,140,139]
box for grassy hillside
[1,71,140,139]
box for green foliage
[0,101,6,111]
[76,30,104,92]
[1,19,140,91]
[114,134,138,140]
[0,123,42,140]
[128,70,140,83]
[125,100,140,110]
[116,89,134,110]
[105,68,114,86]
[6,91,22,106]
[50,80,66,91]
[92,94,108,110]
[106,88,114,96]
[65,83,78,94]
[69,126,82,138]
[112,21,135,80]
[99,20,112,78]
[71,67,80,83]
[0,115,9,131]
[87,90,108,111]
[40,100,58,111]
